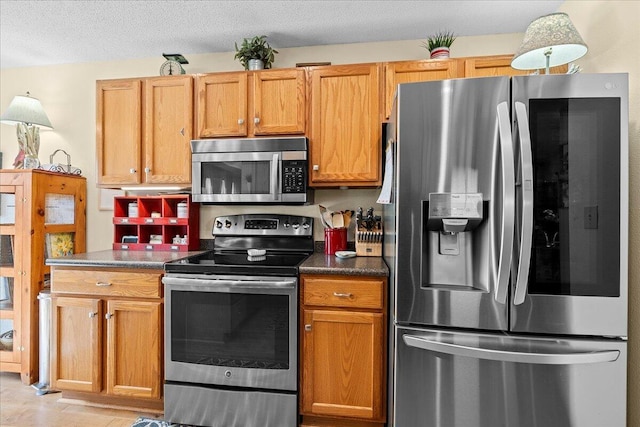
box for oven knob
[283,221,291,228]
[225,220,232,228]
[292,221,300,229]
[302,221,310,229]
[225,370,232,378]
[215,220,223,228]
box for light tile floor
[0,372,158,427]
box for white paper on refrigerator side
[376,142,394,204]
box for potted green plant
[423,30,456,59]
[234,35,278,70]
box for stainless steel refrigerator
[382,73,628,427]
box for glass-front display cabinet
[0,170,86,384]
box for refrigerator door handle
[495,102,515,304]
[513,102,535,305]
[403,334,620,365]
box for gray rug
[131,417,178,427]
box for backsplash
[197,188,381,242]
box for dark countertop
[299,252,389,277]
[46,249,388,276]
[46,249,208,270]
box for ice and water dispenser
[423,193,487,290]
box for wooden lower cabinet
[300,275,387,427]
[50,267,163,410]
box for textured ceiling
[0,0,564,69]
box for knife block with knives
[355,207,383,257]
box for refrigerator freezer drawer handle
[403,335,620,365]
[513,102,534,305]
[495,102,515,304]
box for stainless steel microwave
[191,137,313,204]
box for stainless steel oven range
[162,214,314,427]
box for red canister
[324,227,347,255]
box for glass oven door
[163,274,297,391]
[192,152,281,203]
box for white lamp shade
[511,12,588,70]
[0,93,53,129]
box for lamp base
[23,154,40,169]
[13,123,41,169]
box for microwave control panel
[282,160,307,193]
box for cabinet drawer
[303,277,385,309]
[52,268,162,298]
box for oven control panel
[213,214,313,236]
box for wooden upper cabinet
[195,68,306,138]
[463,54,568,77]
[97,75,193,187]
[196,72,248,138]
[252,68,306,135]
[96,79,142,186]
[143,76,193,184]
[384,59,461,118]
[308,63,382,187]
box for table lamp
[0,92,53,169]
[511,12,588,74]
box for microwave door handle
[495,102,515,304]
[513,102,534,306]
[271,153,280,201]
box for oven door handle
[162,276,296,291]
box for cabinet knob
[88,312,97,318]
[238,118,245,125]
[144,167,151,174]
[313,165,319,171]
[254,117,260,124]
[180,127,185,136]
[129,168,137,174]
[95,282,112,287]
[304,324,312,332]
[105,313,113,320]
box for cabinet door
[309,63,382,186]
[384,59,460,118]
[252,68,306,135]
[97,79,142,186]
[51,297,102,393]
[301,309,385,421]
[463,54,568,77]
[143,76,193,184]
[105,300,162,399]
[195,72,248,138]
